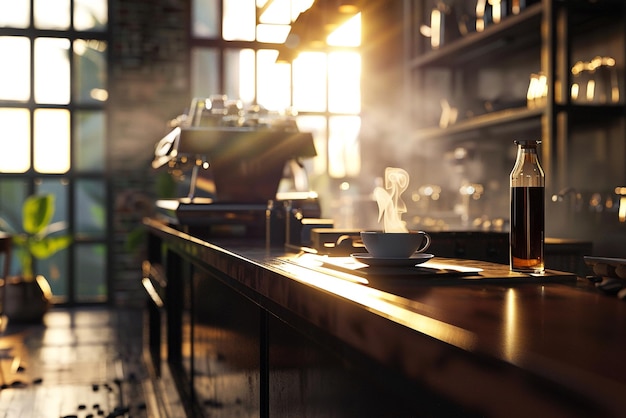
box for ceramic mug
[360,230,431,258]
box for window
[0,0,109,303]
[190,0,362,186]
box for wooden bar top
[143,218,626,417]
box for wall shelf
[413,106,543,141]
[403,0,626,255]
[409,3,542,69]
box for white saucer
[351,253,434,267]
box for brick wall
[108,0,190,305]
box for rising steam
[373,167,409,232]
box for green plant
[0,194,72,281]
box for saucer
[351,253,434,267]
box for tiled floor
[0,306,168,418]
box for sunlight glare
[329,116,361,178]
[328,51,361,113]
[258,0,314,22]
[293,52,327,112]
[257,49,291,110]
[223,0,255,41]
[256,24,292,43]
[259,0,291,24]
[296,115,327,175]
[327,13,361,47]
[238,49,256,104]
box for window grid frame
[0,2,111,305]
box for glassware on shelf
[419,1,460,50]
[510,0,540,16]
[476,0,507,32]
[571,56,621,105]
[526,72,547,108]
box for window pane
[75,179,106,238]
[74,0,108,31]
[74,39,108,104]
[0,37,30,102]
[36,179,70,235]
[328,51,361,113]
[223,0,255,41]
[36,179,70,301]
[0,108,30,173]
[39,250,70,301]
[256,24,291,43]
[296,115,327,176]
[327,13,361,47]
[293,52,327,112]
[0,0,30,28]
[192,0,219,37]
[34,109,71,173]
[192,49,219,97]
[34,38,71,104]
[75,111,105,171]
[0,179,28,265]
[34,0,70,30]
[258,0,291,24]
[224,49,255,105]
[328,116,361,178]
[75,243,106,301]
[257,49,290,111]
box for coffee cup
[360,230,431,258]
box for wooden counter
[142,218,626,418]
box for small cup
[360,231,431,258]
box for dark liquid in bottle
[510,186,544,272]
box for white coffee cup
[360,230,431,258]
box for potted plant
[0,194,72,322]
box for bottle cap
[514,139,541,146]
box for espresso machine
[151,99,320,239]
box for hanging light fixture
[275,0,362,62]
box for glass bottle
[510,139,545,273]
